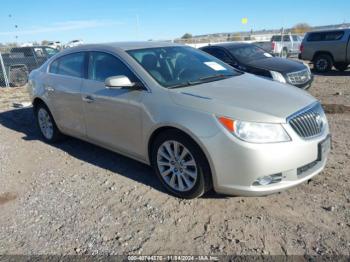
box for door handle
[82,95,95,103]
[45,85,55,92]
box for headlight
[217,117,291,143]
[270,71,286,83]
[303,62,311,74]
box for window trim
[307,30,345,42]
[47,51,87,80]
[85,51,149,92]
[86,51,137,82]
[47,50,150,92]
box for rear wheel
[314,54,333,73]
[151,130,212,199]
[281,48,288,58]
[35,103,63,143]
[334,62,349,72]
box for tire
[281,48,288,58]
[9,67,28,87]
[151,129,212,199]
[334,62,349,72]
[35,103,64,143]
[314,54,333,73]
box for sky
[0,0,349,44]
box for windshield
[127,46,240,88]
[45,47,59,57]
[228,45,273,63]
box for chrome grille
[289,103,326,138]
[287,69,311,85]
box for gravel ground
[0,67,349,257]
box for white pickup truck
[271,34,302,58]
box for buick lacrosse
[28,42,330,198]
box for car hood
[170,73,317,123]
[246,57,306,73]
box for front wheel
[151,130,212,199]
[35,104,63,143]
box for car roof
[306,28,350,34]
[66,41,183,52]
[201,42,252,49]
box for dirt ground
[0,67,349,257]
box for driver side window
[88,52,138,82]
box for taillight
[272,42,275,51]
[300,44,304,52]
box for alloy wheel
[316,59,328,71]
[38,108,54,140]
[156,140,198,192]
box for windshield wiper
[168,74,235,89]
[199,74,235,82]
[168,81,195,89]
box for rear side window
[283,35,290,42]
[271,35,281,41]
[49,52,85,78]
[11,48,33,57]
[324,31,344,41]
[204,48,232,63]
[88,52,138,82]
[307,31,344,42]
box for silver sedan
[27,42,331,198]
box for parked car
[299,29,350,72]
[28,42,330,198]
[200,43,313,89]
[64,40,83,49]
[1,46,59,87]
[271,34,302,57]
[47,41,62,50]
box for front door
[81,51,145,158]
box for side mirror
[105,75,136,89]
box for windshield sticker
[264,52,273,58]
[204,62,227,71]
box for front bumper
[202,122,330,196]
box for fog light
[255,176,273,186]
[253,173,283,186]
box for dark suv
[1,46,59,87]
[299,29,350,72]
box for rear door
[46,52,86,137]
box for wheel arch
[32,97,47,112]
[147,125,216,183]
[312,51,334,62]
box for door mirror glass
[105,75,135,89]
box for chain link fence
[0,45,57,88]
